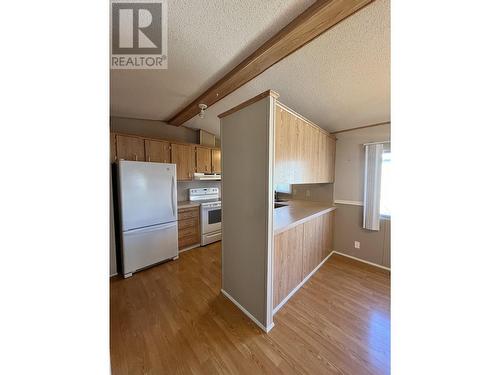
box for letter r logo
[112,3,162,54]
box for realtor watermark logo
[111,0,167,69]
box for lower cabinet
[273,210,335,309]
[178,206,200,250]
[273,224,304,308]
[303,211,334,277]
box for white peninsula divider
[219,90,278,332]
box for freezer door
[122,222,179,275]
[118,161,177,231]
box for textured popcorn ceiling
[111,0,390,136]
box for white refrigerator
[117,160,179,277]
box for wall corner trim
[332,251,391,271]
[334,200,364,206]
[221,289,274,333]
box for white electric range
[189,188,222,246]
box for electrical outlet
[306,190,311,197]
[354,241,360,249]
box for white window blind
[380,151,391,217]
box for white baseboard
[332,251,391,271]
[220,289,274,333]
[273,250,335,315]
[179,243,201,253]
[334,200,363,206]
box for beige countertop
[177,201,201,209]
[274,200,336,235]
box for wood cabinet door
[178,207,200,249]
[316,133,336,183]
[304,123,320,183]
[274,105,335,185]
[303,216,323,278]
[116,135,145,161]
[110,133,117,163]
[211,149,221,173]
[303,211,335,278]
[275,107,300,184]
[145,139,170,163]
[316,133,327,183]
[195,146,212,173]
[273,224,304,308]
[171,143,194,180]
[322,211,335,259]
[274,106,286,184]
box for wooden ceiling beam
[167,0,374,126]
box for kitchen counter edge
[177,201,201,209]
[274,202,336,235]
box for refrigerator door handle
[124,222,177,235]
[171,175,177,218]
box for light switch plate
[354,241,360,249]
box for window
[380,151,391,217]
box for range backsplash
[177,180,221,202]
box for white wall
[333,123,391,268]
[110,117,198,143]
[220,96,275,331]
[334,124,390,202]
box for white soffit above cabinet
[111,0,390,136]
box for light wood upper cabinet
[145,139,170,163]
[274,104,335,185]
[110,133,117,162]
[275,107,299,184]
[116,135,145,161]
[171,143,195,180]
[274,107,286,184]
[304,121,320,183]
[211,149,221,173]
[195,146,212,173]
[111,133,221,181]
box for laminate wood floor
[110,242,390,374]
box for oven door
[202,205,222,234]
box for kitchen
[6,0,498,373]
[107,0,391,373]
[109,128,222,277]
